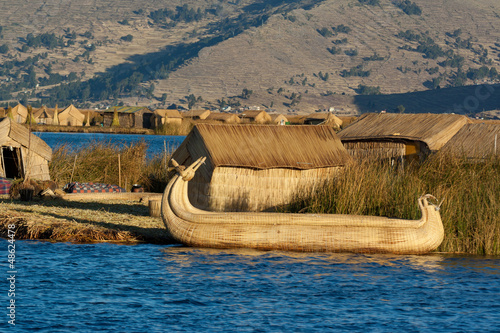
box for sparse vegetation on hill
[0,0,498,114]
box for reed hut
[304,112,343,129]
[269,114,289,125]
[11,103,28,124]
[171,124,351,212]
[33,106,57,125]
[338,113,470,162]
[0,117,52,180]
[286,115,306,124]
[241,110,272,124]
[440,123,500,160]
[58,104,85,126]
[102,106,153,128]
[183,109,211,120]
[205,112,241,124]
[151,109,183,128]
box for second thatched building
[338,113,470,162]
[171,124,351,212]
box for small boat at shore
[161,157,444,254]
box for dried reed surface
[49,141,173,192]
[282,154,500,255]
[154,119,195,136]
[0,199,173,243]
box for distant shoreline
[29,124,155,135]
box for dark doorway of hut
[1,147,23,179]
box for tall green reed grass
[284,154,500,255]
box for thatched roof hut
[171,124,351,212]
[304,112,343,128]
[183,109,211,120]
[338,113,470,161]
[11,103,28,124]
[33,106,58,125]
[269,114,289,125]
[151,109,183,128]
[440,123,500,159]
[58,104,85,126]
[241,110,272,124]
[102,106,153,128]
[205,112,241,124]
[0,117,52,180]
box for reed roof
[33,106,57,119]
[59,104,85,123]
[306,113,343,126]
[173,124,350,170]
[11,103,28,117]
[242,110,267,118]
[269,114,289,123]
[183,109,211,118]
[441,123,500,158]
[103,106,152,114]
[0,117,52,160]
[338,113,470,150]
[153,109,182,119]
[205,113,241,123]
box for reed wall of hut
[0,117,52,180]
[151,109,182,128]
[171,124,351,212]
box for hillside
[0,0,499,115]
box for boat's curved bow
[161,157,444,254]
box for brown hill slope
[159,0,500,112]
[0,0,499,114]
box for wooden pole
[164,140,168,174]
[70,154,77,183]
[118,154,121,188]
[495,134,497,155]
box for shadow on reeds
[0,198,150,217]
[1,199,175,244]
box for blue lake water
[33,132,186,156]
[2,240,500,332]
[17,132,500,331]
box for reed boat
[161,157,444,254]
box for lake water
[33,132,186,156]
[16,132,500,331]
[3,240,500,332]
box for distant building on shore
[183,109,211,120]
[151,109,183,128]
[102,106,153,128]
[205,112,241,124]
[240,110,272,124]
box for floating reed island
[0,197,173,243]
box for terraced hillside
[0,0,499,114]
